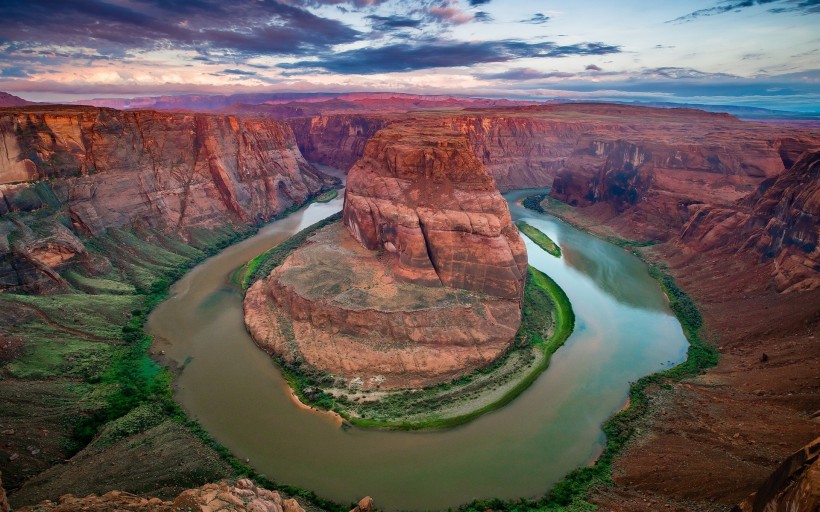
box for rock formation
[15,478,373,512]
[342,120,527,299]
[0,106,333,292]
[679,149,820,292]
[286,105,817,244]
[733,436,819,512]
[287,115,393,172]
[245,121,526,390]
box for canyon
[1,97,819,511]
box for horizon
[1,1,819,112]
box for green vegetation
[1,198,352,510]
[314,189,338,203]
[516,220,562,258]
[265,264,575,430]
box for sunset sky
[1,0,818,111]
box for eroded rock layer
[16,478,370,512]
[679,149,820,292]
[342,120,527,300]
[0,106,331,292]
[245,224,520,390]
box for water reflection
[506,189,666,313]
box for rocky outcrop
[0,106,327,227]
[1,471,9,512]
[245,224,521,389]
[16,478,373,512]
[679,150,820,292]
[246,120,526,390]
[343,120,527,299]
[451,113,594,191]
[0,106,333,292]
[733,437,820,512]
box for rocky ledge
[245,121,526,390]
[16,478,374,512]
[245,224,520,390]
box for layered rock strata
[734,437,820,512]
[342,121,527,299]
[246,123,526,390]
[678,149,820,292]
[0,106,331,292]
[16,478,372,512]
[245,224,521,389]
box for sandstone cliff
[0,106,332,292]
[734,437,820,512]
[287,115,393,172]
[679,149,820,292]
[343,120,527,299]
[16,478,373,512]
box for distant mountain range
[0,91,34,107]
[2,90,817,126]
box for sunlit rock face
[679,149,820,292]
[342,120,527,301]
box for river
[147,185,688,510]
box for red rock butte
[244,120,527,390]
[342,119,527,299]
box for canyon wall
[0,106,331,292]
[678,149,820,292]
[287,114,394,172]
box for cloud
[669,0,819,23]
[366,14,423,31]
[641,67,739,79]
[0,0,361,57]
[478,68,575,80]
[468,0,492,6]
[221,69,258,76]
[427,5,474,24]
[523,13,550,24]
[474,11,494,22]
[586,64,603,71]
[281,39,621,74]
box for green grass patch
[516,220,562,258]
[6,325,115,381]
[1,293,141,340]
[65,270,137,295]
[314,189,338,203]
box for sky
[0,0,818,111]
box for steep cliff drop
[0,106,333,293]
[245,120,526,391]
